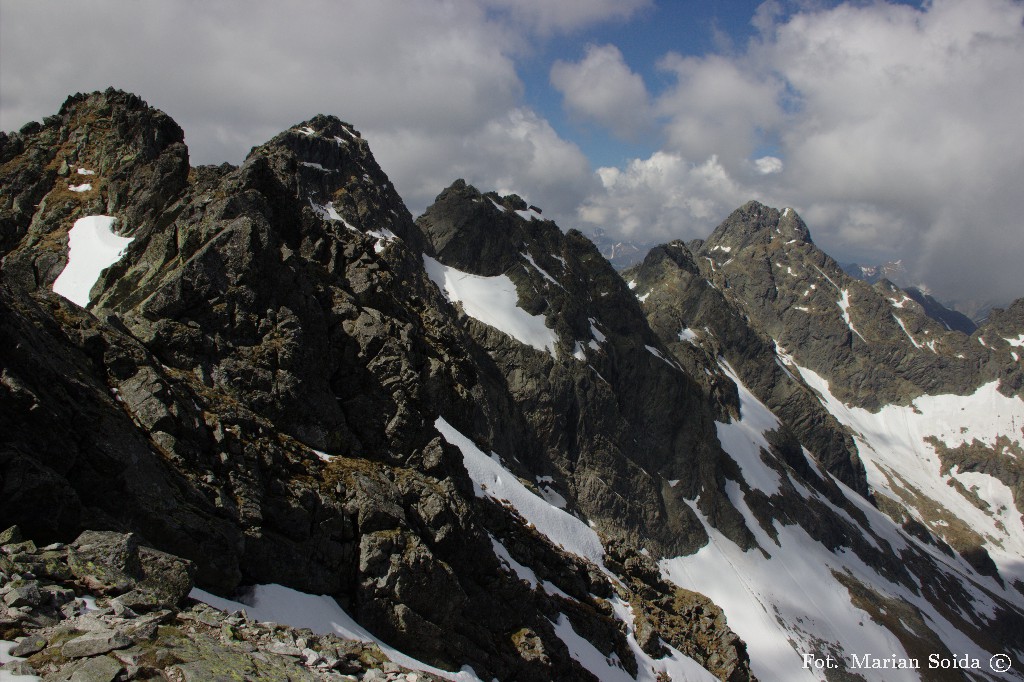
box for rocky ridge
[1,89,755,681]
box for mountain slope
[1,90,753,681]
[3,91,1024,682]
[632,202,1024,679]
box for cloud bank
[0,0,611,218]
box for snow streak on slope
[434,417,605,567]
[796,366,1024,588]
[52,215,133,307]
[549,611,717,682]
[715,360,783,495]
[424,255,557,356]
[189,585,481,681]
[837,288,866,342]
[661,500,912,681]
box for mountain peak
[416,179,550,275]
[702,200,812,255]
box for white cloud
[370,108,597,220]
[0,0,522,165]
[0,0,600,226]
[479,0,651,35]
[765,0,1024,301]
[655,53,785,168]
[550,44,653,139]
[578,152,754,241]
[754,156,783,174]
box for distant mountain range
[3,90,1024,681]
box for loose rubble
[0,525,441,681]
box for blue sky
[2,0,1023,303]
[522,1,769,168]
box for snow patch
[796,364,1024,586]
[715,359,783,495]
[892,314,923,349]
[1005,334,1024,348]
[837,289,866,342]
[423,255,557,355]
[367,227,397,253]
[435,418,605,567]
[515,207,542,221]
[645,345,681,372]
[661,498,918,682]
[521,252,561,288]
[68,183,92,192]
[300,161,333,172]
[310,200,357,231]
[1,641,42,681]
[678,327,698,344]
[52,215,133,307]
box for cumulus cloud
[754,156,783,174]
[1,2,521,156]
[654,53,785,168]
[370,108,598,219]
[578,152,755,241]
[765,0,1024,301]
[550,44,653,139]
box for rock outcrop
[0,526,443,681]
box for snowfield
[424,255,558,356]
[795,365,1024,589]
[435,417,605,566]
[52,215,133,307]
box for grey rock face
[61,629,132,658]
[688,200,1017,408]
[624,240,867,494]
[0,528,445,681]
[417,180,746,554]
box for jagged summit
[415,179,555,276]
[701,200,812,255]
